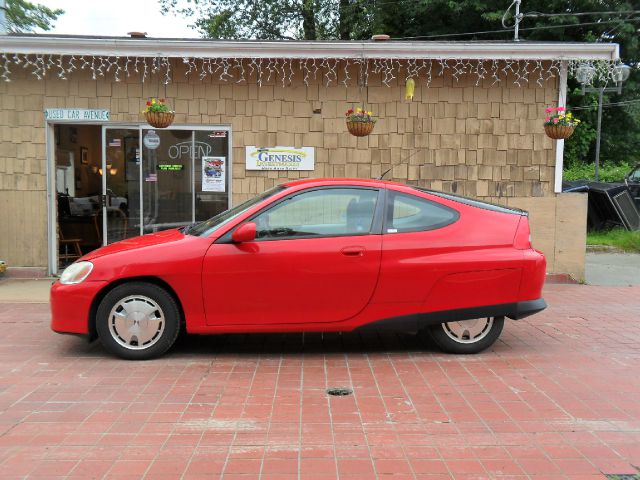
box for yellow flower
[367,111,372,116]
[151,98,157,105]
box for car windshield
[186,185,287,237]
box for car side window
[629,167,640,182]
[386,191,458,233]
[253,188,379,240]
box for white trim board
[0,36,619,61]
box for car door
[202,187,383,326]
[372,187,523,311]
[371,188,461,305]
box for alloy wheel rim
[441,317,493,344]
[108,295,165,350]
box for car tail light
[514,216,532,249]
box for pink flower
[553,118,559,124]
[556,107,565,112]
[545,117,551,122]
[545,107,553,113]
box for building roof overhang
[0,34,620,61]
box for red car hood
[82,228,185,261]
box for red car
[51,178,547,360]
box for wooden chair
[58,226,83,266]
[94,208,129,244]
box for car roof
[282,177,405,188]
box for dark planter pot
[346,121,375,137]
[144,111,175,129]
[544,124,575,140]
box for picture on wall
[80,147,88,165]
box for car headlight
[59,261,94,285]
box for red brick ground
[0,284,639,479]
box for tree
[159,0,373,40]
[4,0,64,33]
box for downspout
[0,0,7,34]
[553,61,568,193]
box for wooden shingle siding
[0,59,586,280]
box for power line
[394,17,640,40]
[336,0,640,18]
[524,10,640,18]
[569,98,640,111]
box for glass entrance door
[141,129,194,233]
[102,127,141,245]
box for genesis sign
[246,146,315,171]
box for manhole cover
[326,387,353,396]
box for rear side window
[386,191,458,233]
[415,187,525,216]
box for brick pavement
[0,284,639,479]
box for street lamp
[577,63,631,181]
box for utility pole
[594,87,604,182]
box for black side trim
[509,298,547,320]
[51,329,91,341]
[355,298,547,332]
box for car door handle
[341,246,365,256]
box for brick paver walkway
[0,284,639,479]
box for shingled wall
[0,58,586,279]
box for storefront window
[139,127,231,233]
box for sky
[35,0,199,38]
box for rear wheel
[96,282,181,360]
[420,316,504,354]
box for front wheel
[420,316,504,354]
[96,282,181,360]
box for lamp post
[576,64,631,181]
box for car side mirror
[232,222,257,243]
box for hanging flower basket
[346,121,375,137]
[345,107,376,137]
[543,106,579,140]
[544,124,575,140]
[144,111,175,129]
[142,98,175,128]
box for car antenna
[377,167,393,180]
[376,149,423,180]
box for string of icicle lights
[0,54,625,88]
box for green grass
[587,228,640,253]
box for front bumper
[50,280,108,335]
